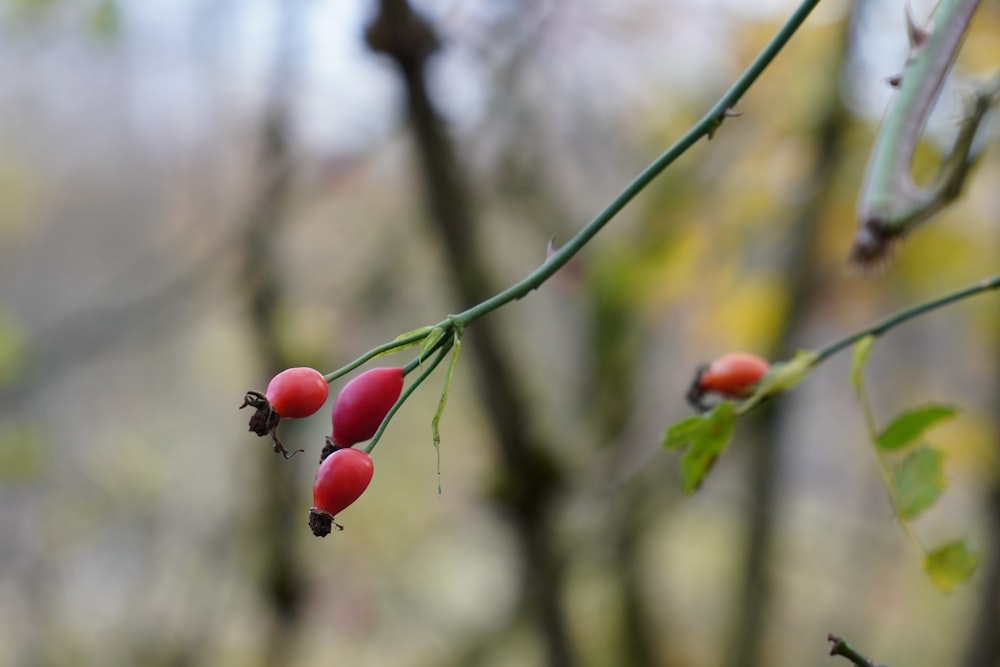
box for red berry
[265,367,329,419]
[687,352,770,412]
[699,352,770,397]
[331,367,404,446]
[309,447,374,536]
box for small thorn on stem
[827,633,879,667]
[904,2,930,50]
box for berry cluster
[242,353,768,538]
[242,366,404,536]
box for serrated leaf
[877,404,957,451]
[850,336,875,390]
[894,446,946,520]
[925,540,977,593]
[679,402,735,494]
[663,414,711,450]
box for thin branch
[816,273,1000,363]
[452,0,824,326]
[320,0,827,385]
[828,634,885,667]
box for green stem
[854,371,924,553]
[451,0,824,328]
[827,634,881,667]
[402,328,451,376]
[323,327,432,383]
[816,273,1000,363]
[322,0,825,386]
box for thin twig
[816,273,1000,363]
[828,634,884,667]
[321,0,827,385]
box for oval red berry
[331,367,404,446]
[312,447,374,519]
[265,367,329,419]
[699,352,770,397]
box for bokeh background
[2,0,1000,665]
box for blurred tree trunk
[238,1,310,665]
[724,9,857,667]
[365,2,576,666]
[962,484,1000,667]
[962,303,1000,667]
[584,271,662,665]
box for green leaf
[678,403,735,494]
[924,540,977,593]
[420,327,446,362]
[762,349,819,392]
[850,335,875,391]
[877,404,957,451]
[742,349,819,411]
[370,326,436,359]
[662,414,711,450]
[397,326,435,339]
[893,446,946,520]
[431,337,461,495]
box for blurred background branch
[366,1,575,663]
[1,1,998,666]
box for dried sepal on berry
[240,367,329,459]
[239,390,302,459]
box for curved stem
[816,273,1000,363]
[451,0,824,328]
[323,0,824,385]
[323,326,442,383]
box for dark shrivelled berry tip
[308,509,343,537]
[685,363,711,412]
[320,438,337,463]
[240,390,281,437]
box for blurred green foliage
[0,1,998,666]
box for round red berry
[699,352,770,397]
[309,447,374,536]
[266,367,329,419]
[330,367,404,446]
